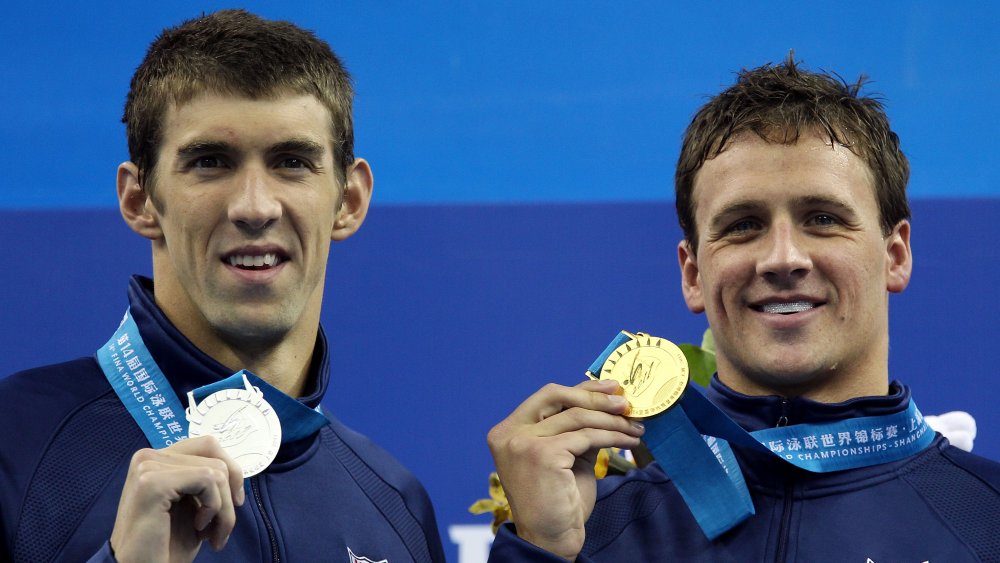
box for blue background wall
[1,4,998,561]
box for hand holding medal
[485,330,690,558]
[486,339,646,559]
[110,435,246,562]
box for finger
[511,381,630,424]
[553,427,645,458]
[532,406,645,439]
[494,423,642,472]
[173,456,237,550]
[157,464,226,524]
[162,436,246,506]
[575,378,624,395]
[130,442,245,527]
[164,461,235,550]
[208,457,238,551]
[502,431,641,478]
[202,466,237,551]
[132,454,237,538]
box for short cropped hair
[123,9,354,191]
[675,53,910,252]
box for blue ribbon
[96,310,188,448]
[590,331,935,540]
[97,308,328,451]
[193,370,328,444]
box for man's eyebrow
[795,194,857,213]
[175,140,235,158]
[270,139,327,159]
[174,139,328,160]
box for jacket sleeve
[85,541,117,563]
[487,524,597,563]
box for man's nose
[756,221,812,282]
[228,166,281,231]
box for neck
[149,253,325,399]
[151,293,320,399]
[208,334,316,398]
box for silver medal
[186,372,282,477]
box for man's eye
[192,156,223,169]
[809,213,838,226]
[727,219,760,234]
[279,157,309,169]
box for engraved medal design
[186,372,282,477]
[590,331,689,419]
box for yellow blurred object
[471,450,624,534]
[595,448,610,479]
[468,472,511,534]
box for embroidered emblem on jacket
[348,547,388,563]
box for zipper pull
[776,398,790,427]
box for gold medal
[587,331,689,419]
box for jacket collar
[702,376,931,491]
[707,375,911,432]
[126,275,329,410]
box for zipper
[774,399,792,561]
[776,398,790,427]
[251,476,281,563]
[774,479,794,562]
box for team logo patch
[348,547,388,563]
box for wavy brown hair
[675,53,910,252]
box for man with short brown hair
[0,10,444,562]
[486,56,1000,561]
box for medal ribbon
[97,308,328,450]
[590,332,936,540]
[193,370,328,443]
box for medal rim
[187,387,282,477]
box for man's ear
[332,158,373,241]
[678,239,706,313]
[117,162,163,240]
[885,220,912,293]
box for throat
[208,336,315,399]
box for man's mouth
[226,253,281,270]
[755,301,816,315]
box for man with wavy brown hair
[0,10,444,563]
[487,55,1000,561]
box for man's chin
[738,360,842,397]
[212,315,294,347]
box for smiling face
[678,132,912,402]
[118,92,371,364]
